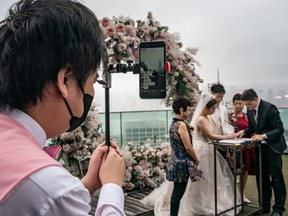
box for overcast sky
[1,0,288,111]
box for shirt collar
[3,109,47,147]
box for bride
[141,93,241,215]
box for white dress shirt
[0,109,125,216]
[211,104,234,135]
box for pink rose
[101,17,111,27]
[116,23,125,33]
[105,26,115,37]
[125,25,136,37]
[117,43,127,52]
[125,182,135,191]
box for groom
[237,89,286,216]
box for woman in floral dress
[141,97,203,215]
[165,97,203,216]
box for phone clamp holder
[108,60,139,74]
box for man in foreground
[0,0,125,215]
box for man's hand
[81,141,123,194]
[99,147,125,187]
[251,134,266,142]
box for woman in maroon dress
[228,93,256,204]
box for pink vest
[0,113,62,203]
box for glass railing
[99,107,288,148]
[99,110,173,147]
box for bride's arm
[198,116,236,140]
[178,122,200,165]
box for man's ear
[56,69,70,98]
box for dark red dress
[229,112,256,175]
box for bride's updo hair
[206,98,217,109]
[190,93,217,128]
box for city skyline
[93,75,288,112]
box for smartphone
[139,41,166,99]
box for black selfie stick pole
[103,68,112,147]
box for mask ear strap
[77,80,85,94]
[63,98,73,117]
[64,80,85,117]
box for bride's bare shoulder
[197,116,208,122]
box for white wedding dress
[141,117,241,216]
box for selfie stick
[103,66,112,147]
[102,62,139,147]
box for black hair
[232,93,242,103]
[172,97,192,114]
[206,98,217,109]
[0,0,107,110]
[241,89,258,101]
[210,83,225,94]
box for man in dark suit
[237,89,286,216]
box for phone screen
[139,41,166,99]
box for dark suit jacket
[245,99,287,154]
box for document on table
[218,138,252,144]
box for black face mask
[64,83,93,132]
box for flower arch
[100,12,202,110]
